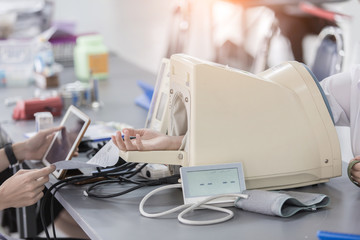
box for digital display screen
[145,62,166,128]
[44,112,85,164]
[185,168,242,198]
[155,92,167,121]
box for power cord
[41,162,144,239]
[84,173,180,198]
[40,162,180,239]
[41,175,94,240]
[139,184,248,225]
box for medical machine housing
[120,54,342,190]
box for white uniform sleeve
[320,65,360,156]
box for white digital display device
[42,105,91,179]
[180,162,246,206]
[145,58,170,133]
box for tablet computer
[42,105,91,179]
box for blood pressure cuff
[235,190,330,217]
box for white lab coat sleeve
[320,71,351,126]
[320,64,360,156]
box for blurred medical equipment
[140,162,329,225]
[236,190,329,217]
[311,26,344,81]
[34,111,53,131]
[0,27,60,88]
[144,58,170,133]
[48,22,77,67]
[0,39,37,87]
[12,96,62,120]
[60,80,101,110]
[135,80,154,110]
[74,34,109,81]
[140,162,248,225]
[120,54,341,190]
[0,0,53,39]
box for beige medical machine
[120,54,342,190]
[144,58,170,133]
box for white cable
[139,184,191,218]
[139,184,248,225]
[177,193,248,225]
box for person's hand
[0,165,55,210]
[13,126,79,162]
[111,128,184,151]
[350,156,360,184]
[13,126,64,162]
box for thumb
[46,133,56,142]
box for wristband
[347,160,360,188]
[4,144,19,168]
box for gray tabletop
[49,164,360,240]
[0,54,154,132]
[18,159,359,240]
[1,56,360,240]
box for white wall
[53,0,174,74]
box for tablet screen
[42,105,90,179]
[45,113,85,164]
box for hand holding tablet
[42,105,91,179]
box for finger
[351,174,360,184]
[111,135,117,145]
[46,132,56,141]
[40,126,64,136]
[29,180,48,193]
[122,128,136,136]
[32,184,46,196]
[27,165,56,179]
[30,191,45,205]
[111,135,118,148]
[111,135,119,149]
[135,134,144,150]
[122,128,145,137]
[71,147,79,157]
[123,130,136,150]
[36,175,50,185]
[114,131,127,150]
[14,169,31,176]
[351,168,360,177]
[352,161,360,171]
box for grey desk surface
[1,56,360,240]
[25,161,360,240]
[0,55,153,133]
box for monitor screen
[44,111,85,164]
[185,168,242,198]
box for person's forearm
[0,142,25,172]
[0,148,9,172]
[12,142,25,162]
[170,135,184,150]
